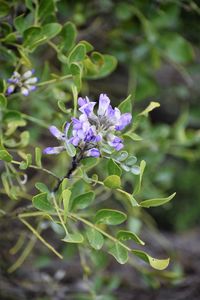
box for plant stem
[11,160,61,180]
[37,74,72,87]
[22,113,49,128]
[53,154,80,192]
[20,218,63,259]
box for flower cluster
[7,70,38,96]
[44,94,132,157]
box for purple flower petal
[27,85,37,91]
[115,113,132,131]
[21,87,29,96]
[69,136,80,146]
[86,148,100,157]
[43,146,65,154]
[49,126,64,140]
[72,118,82,130]
[7,85,15,94]
[78,97,87,107]
[97,94,110,116]
[79,102,96,116]
[107,134,124,151]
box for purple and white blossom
[6,70,38,96]
[44,94,132,157]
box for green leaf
[140,193,176,208]
[65,142,76,157]
[114,151,128,162]
[0,46,17,65]
[0,0,10,17]
[130,166,140,175]
[132,249,170,270]
[57,100,69,113]
[117,230,145,245]
[62,232,84,243]
[23,26,45,49]
[109,243,128,264]
[133,160,146,195]
[81,157,99,168]
[125,156,137,166]
[117,190,139,207]
[70,62,82,76]
[95,209,127,225]
[104,175,121,189]
[69,43,86,64]
[14,13,33,33]
[0,93,7,108]
[42,23,62,40]
[72,191,95,210]
[118,94,132,114]
[85,55,117,79]
[1,173,10,196]
[59,21,77,52]
[0,149,12,162]
[18,131,30,148]
[86,228,104,250]
[139,102,160,117]
[35,182,49,193]
[38,0,55,22]
[160,33,194,63]
[19,153,32,170]
[123,132,143,141]
[32,193,54,212]
[91,51,104,64]
[80,40,94,52]
[62,189,71,222]
[35,147,42,167]
[107,159,122,176]
[0,79,6,93]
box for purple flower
[6,69,38,96]
[107,134,124,151]
[44,94,132,158]
[115,113,132,131]
[43,146,65,154]
[86,148,100,157]
[97,94,110,116]
[43,124,70,155]
[49,126,65,140]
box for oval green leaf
[95,209,127,225]
[117,230,145,245]
[86,228,104,250]
[62,232,84,243]
[118,94,132,114]
[132,249,170,270]
[32,192,54,212]
[69,43,86,64]
[109,243,129,264]
[140,192,176,208]
[72,191,95,210]
[0,150,13,162]
[103,175,121,189]
[107,159,122,176]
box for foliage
[1,0,200,298]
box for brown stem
[52,154,82,193]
